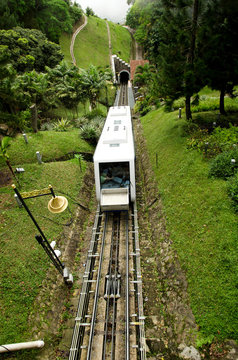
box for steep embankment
[139,107,238,357]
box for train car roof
[93,106,135,163]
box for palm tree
[80,65,112,109]
[18,70,49,132]
[47,62,83,116]
[134,63,156,97]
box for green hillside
[60,16,132,68]
[141,107,238,343]
[108,21,132,63]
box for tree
[17,70,50,132]
[0,28,63,73]
[0,0,18,29]
[80,66,112,109]
[199,0,238,114]
[133,63,156,97]
[0,137,20,185]
[47,62,84,115]
[129,0,206,119]
[0,0,82,43]
[85,7,95,17]
[36,0,73,43]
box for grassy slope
[73,16,109,69]
[59,32,72,66]
[0,130,93,168]
[59,16,109,68]
[59,16,132,69]
[0,130,92,346]
[141,108,238,342]
[108,21,132,63]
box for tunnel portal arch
[119,70,130,84]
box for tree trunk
[219,87,226,115]
[189,0,199,65]
[6,159,20,186]
[185,95,192,120]
[30,104,38,133]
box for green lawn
[0,129,93,169]
[141,108,238,344]
[0,129,93,347]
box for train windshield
[99,162,130,189]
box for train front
[93,106,136,211]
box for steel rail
[102,213,120,360]
[132,204,146,360]
[111,214,120,360]
[69,206,102,360]
[118,84,128,106]
[125,210,130,360]
[86,212,109,360]
[102,214,116,360]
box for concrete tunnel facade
[119,70,130,84]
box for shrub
[79,116,105,145]
[40,122,54,131]
[187,125,238,158]
[84,108,106,120]
[53,118,70,131]
[227,173,238,211]
[208,149,238,179]
[173,97,185,110]
[79,123,100,145]
[134,97,152,116]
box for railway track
[69,204,146,360]
[118,83,128,106]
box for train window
[110,144,120,147]
[114,120,121,125]
[99,162,130,189]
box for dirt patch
[0,168,12,187]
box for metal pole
[12,185,64,276]
[22,133,28,144]
[49,184,56,198]
[36,151,42,164]
[178,108,182,118]
[35,235,64,275]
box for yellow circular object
[48,196,68,213]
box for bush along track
[133,115,238,360]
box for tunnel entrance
[119,71,130,84]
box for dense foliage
[208,149,238,179]
[0,0,82,43]
[227,173,238,211]
[0,37,112,132]
[0,27,63,73]
[127,0,238,119]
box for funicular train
[93,106,136,211]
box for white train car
[93,106,136,211]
